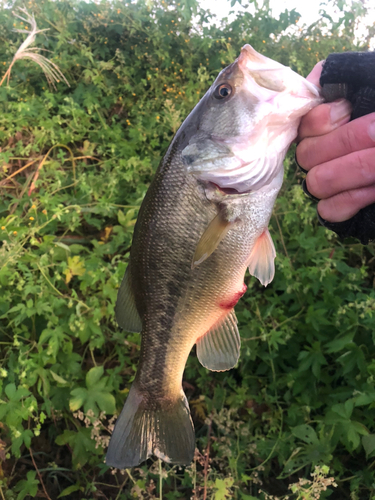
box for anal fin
[115,266,142,333]
[196,310,240,372]
[247,229,276,287]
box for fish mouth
[209,182,242,195]
[237,44,321,99]
[238,44,273,67]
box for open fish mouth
[238,44,321,99]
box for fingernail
[302,179,320,202]
[330,99,352,124]
[368,121,375,141]
[294,151,308,174]
[316,209,327,226]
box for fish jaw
[238,44,321,99]
[237,44,322,122]
[183,44,323,194]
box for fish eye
[214,83,232,100]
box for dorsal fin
[247,229,276,287]
[196,310,240,372]
[115,267,142,333]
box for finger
[297,99,352,142]
[317,184,375,222]
[306,148,375,199]
[305,60,324,88]
[297,112,375,171]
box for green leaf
[50,370,69,385]
[55,428,97,468]
[58,484,82,498]
[95,392,116,415]
[55,241,71,252]
[14,470,39,500]
[362,434,375,458]
[64,256,85,284]
[213,477,234,500]
[69,388,88,412]
[86,365,104,388]
[69,366,115,415]
[291,425,319,445]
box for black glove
[302,51,375,245]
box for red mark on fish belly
[219,283,247,309]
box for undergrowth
[0,0,374,498]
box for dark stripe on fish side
[130,136,213,398]
[135,250,196,397]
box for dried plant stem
[274,212,291,264]
[0,157,40,186]
[203,418,212,500]
[29,447,52,500]
[0,8,69,89]
[0,64,13,87]
[159,458,163,500]
[28,144,75,196]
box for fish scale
[106,44,322,468]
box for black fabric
[313,51,375,244]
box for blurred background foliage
[0,0,374,498]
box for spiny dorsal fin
[247,228,276,287]
[196,310,240,372]
[115,267,142,333]
[192,213,233,269]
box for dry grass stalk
[0,8,69,89]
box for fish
[106,44,322,469]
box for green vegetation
[0,0,374,498]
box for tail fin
[106,385,195,468]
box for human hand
[296,62,375,223]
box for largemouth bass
[106,45,322,468]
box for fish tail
[106,384,195,468]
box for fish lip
[210,133,253,146]
[238,43,322,99]
[237,44,282,71]
[209,182,242,195]
[238,44,268,68]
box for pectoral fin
[196,310,240,372]
[115,267,142,333]
[247,229,276,287]
[192,213,233,268]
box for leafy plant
[0,0,374,498]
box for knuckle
[339,124,359,154]
[296,139,315,169]
[342,189,357,206]
[354,151,375,183]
